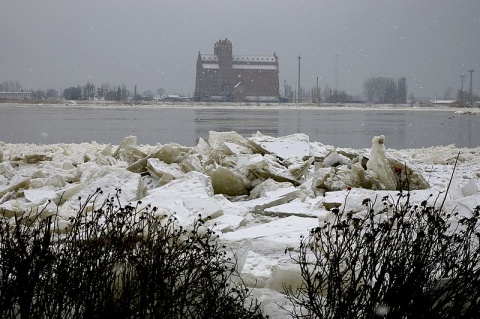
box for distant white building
[0,91,33,100]
[431,100,460,107]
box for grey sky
[1,0,479,98]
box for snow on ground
[1,126,480,318]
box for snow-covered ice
[1,128,480,318]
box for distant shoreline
[1,101,479,114]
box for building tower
[214,39,233,101]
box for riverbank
[2,100,480,113]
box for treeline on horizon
[1,78,408,104]
[62,83,166,101]
[3,77,476,103]
[0,80,165,102]
[285,76,408,104]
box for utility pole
[134,85,137,105]
[334,53,338,92]
[469,69,474,106]
[460,74,465,107]
[316,76,319,103]
[297,55,301,103]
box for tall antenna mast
[334,53,339,92]
[297,55,301,103]
[469,69,474,106]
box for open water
[1,105,479,149]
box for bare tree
[364,77,406,104]
[443,87,453,100]
[0,81,22,92]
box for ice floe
[1,131,479,317]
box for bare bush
[0,188,266,319]
[285,190,480,319]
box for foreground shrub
[286,191,480,318]
[0,189,265,319]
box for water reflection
[195,109,279,142]
[0,105,479,149]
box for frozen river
[1,104,479,149]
